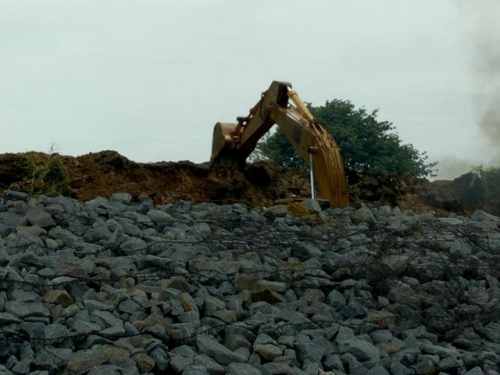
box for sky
[1,0,499,179]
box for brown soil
[0,151,315,207]
[0,150,477,215]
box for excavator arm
[210,81,349,208]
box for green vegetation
[25,147,70,196]
[257,99,437,178]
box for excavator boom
[210,81,349,208]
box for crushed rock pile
[0,190,500,375]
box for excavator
[209,81,349,208]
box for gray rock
[119,236,147,254]
[227,363,263,375]
[0,212,27,227]
[471,210,499,222]
[4,190,29,201]
[254,343,283,361]
[146,209,175,223]
[4,301,50,319]
[485,322,500,343]
[0,312,21,325]
[109,193,133,204]
[225,333,252,351]
[390,360,413,375]
[294,334,325,364]
[71,320,102,335]
[366,365,390,375]
[438,355,463,372]
[449,240,472,257]
[182,365,211,375]
[437,217,464,225]
[88,365,122,375]
[341,353,369,375]
[170,353,194,373]
[26,207,55,228]
[338,338,380,363]
[196,334,247,365]
[263,205,289,219]
[48,226,80,246]
[149,346,170,371]
[488,232,500,252]
[326,290,346,309]
[351,206,375,225]
[292,242,322,261]
[193,354,225,375]
[300,199,322,214]
[33,348,72,372]
[466,367,485,375]
[411,355,438,375]
[340,301,367,319]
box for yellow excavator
[209,81,349,208]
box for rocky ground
[1,187,500,374]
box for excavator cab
[210,81,349,208]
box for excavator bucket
[210,122,240,167]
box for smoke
[456,0,500,149]
[434,157,476,181]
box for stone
[326,290,346,309]
[196,334,247,366]
[367,365,391,375]
[411,355,438,375]
[449,240,472,257]
[4,190,29,201]
[225,333,252,351]
[471,210,499,222]
[0,312,21,325]
[300,199,322,214]
[132,352,155,373]
[149,346,170,371]
[338,338,380,363]
[66,346,114,374]
[109,193,133,204]
[0,212,27,227]
[119,237,147,254]
[351,206,376,225]
[4,301,50,319]
[26,207,55,228]
[390,360,413,375]
[485,322,500,343]
[292,242,322,261]
[466,367,485,375]
[193,354,225,375]
[182,365,211,375]
[263,205,289,219]
[227,363,263,375]
[48,226,81,246]
[254,343,283,361]
[146,209,175,223]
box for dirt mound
[0,150,434,210]
[0,151,311,207]
[424,172,500,216]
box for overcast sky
[1,0,499,179]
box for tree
[256,99,437,178]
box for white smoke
[456,0,500,151]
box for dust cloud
[433,157,476,181]
[456,0,500,150]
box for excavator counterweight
[210,81,349,208]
